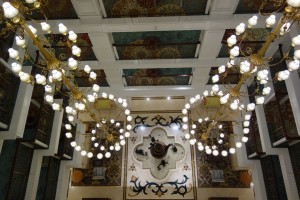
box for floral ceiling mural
[123,68,193,86]
[102,0,208,17]
[113,31,201,60]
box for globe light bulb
[266,15,276,27]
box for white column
[55,123,87,200]
[255,105,299,200]
[24,100,64,200]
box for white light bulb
[68,31,77,42]
[262,87,271,96]
[28,25,37,37]
[11,62,22,73]
[212,149,219,156]
[75,146,81,151]
[227,35,237,47]
[236,142,242,148]
[72,45,81,57]
[40,22,51,33]
[92,84,100,92]
[120,140,126,145]
[35,74,47,85]
[8,48,19,59]
[292,35,300,46]
[90,71,97,80]
[65,124,72,130]
[235,23,246,35]
[221,150,228,157]
[58,23,68,35]
[218,65,226,74]
[184,133,190,139]
[205,148,212,155]
[288,60,300,71]
[230,46,240,58]
[65,132,72,138]
[15,36,26,48]
[294,50,300,60]
[266,15,276,27]
[243,121,250,127]
[97,153,103,159]
[243,128,250,134]
[2,2,19,19]
[287,0,300,7]
[182,109,188,115]
[52,103,61,111]
[70,141,77,147]
[87,152,93,158]
[277,70,290,81]
[248,15,258,28]
[212,75,219,83]
[244,114,251,121]
[105,152,111,158]
[256,96,265,105]
[124,131,130,138]
[280,23,291,35]
[19,72,30,82]
[68,58,78,70]
[242,136,249,143]
[125,109,130,115]
[229,148,236,154]
[81,150,87,156]
[198,145,204,151]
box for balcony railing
[0,61,20,130]
[245,111,265,159]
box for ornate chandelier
[0,0,132,158]
[181,0,300,155]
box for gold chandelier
[181,0,300,156]
[0,0,132,158]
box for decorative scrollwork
[129,175,191,197]
[132,115,182,133]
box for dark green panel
[113,31,200,59]
[123,68,192,86]
[102,0,208,17]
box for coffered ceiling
[21,0,284,100]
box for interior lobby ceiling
[26,0,286,100]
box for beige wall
[68,186,255,200]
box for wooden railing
[245,111,265,158]
[289,142,300,198]
[0,61,20,130]
[5,141,34,200]
[260,155,287,200]
[36,156,61,200]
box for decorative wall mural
[112,31,200,60]
[123,68,192,86]
[129,175,192,197]
[102,0,208,17]
[45,33,97,61]
[132,115,183,133]
[218,28,270,58]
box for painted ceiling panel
[123,68,192,86]
[218,28,270,58]
[235,0,285,14]
[45,33,97,61]
[74,70,109,87]
[113,31,201,60]
[28,0,78,19]
[102,0,208,18]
